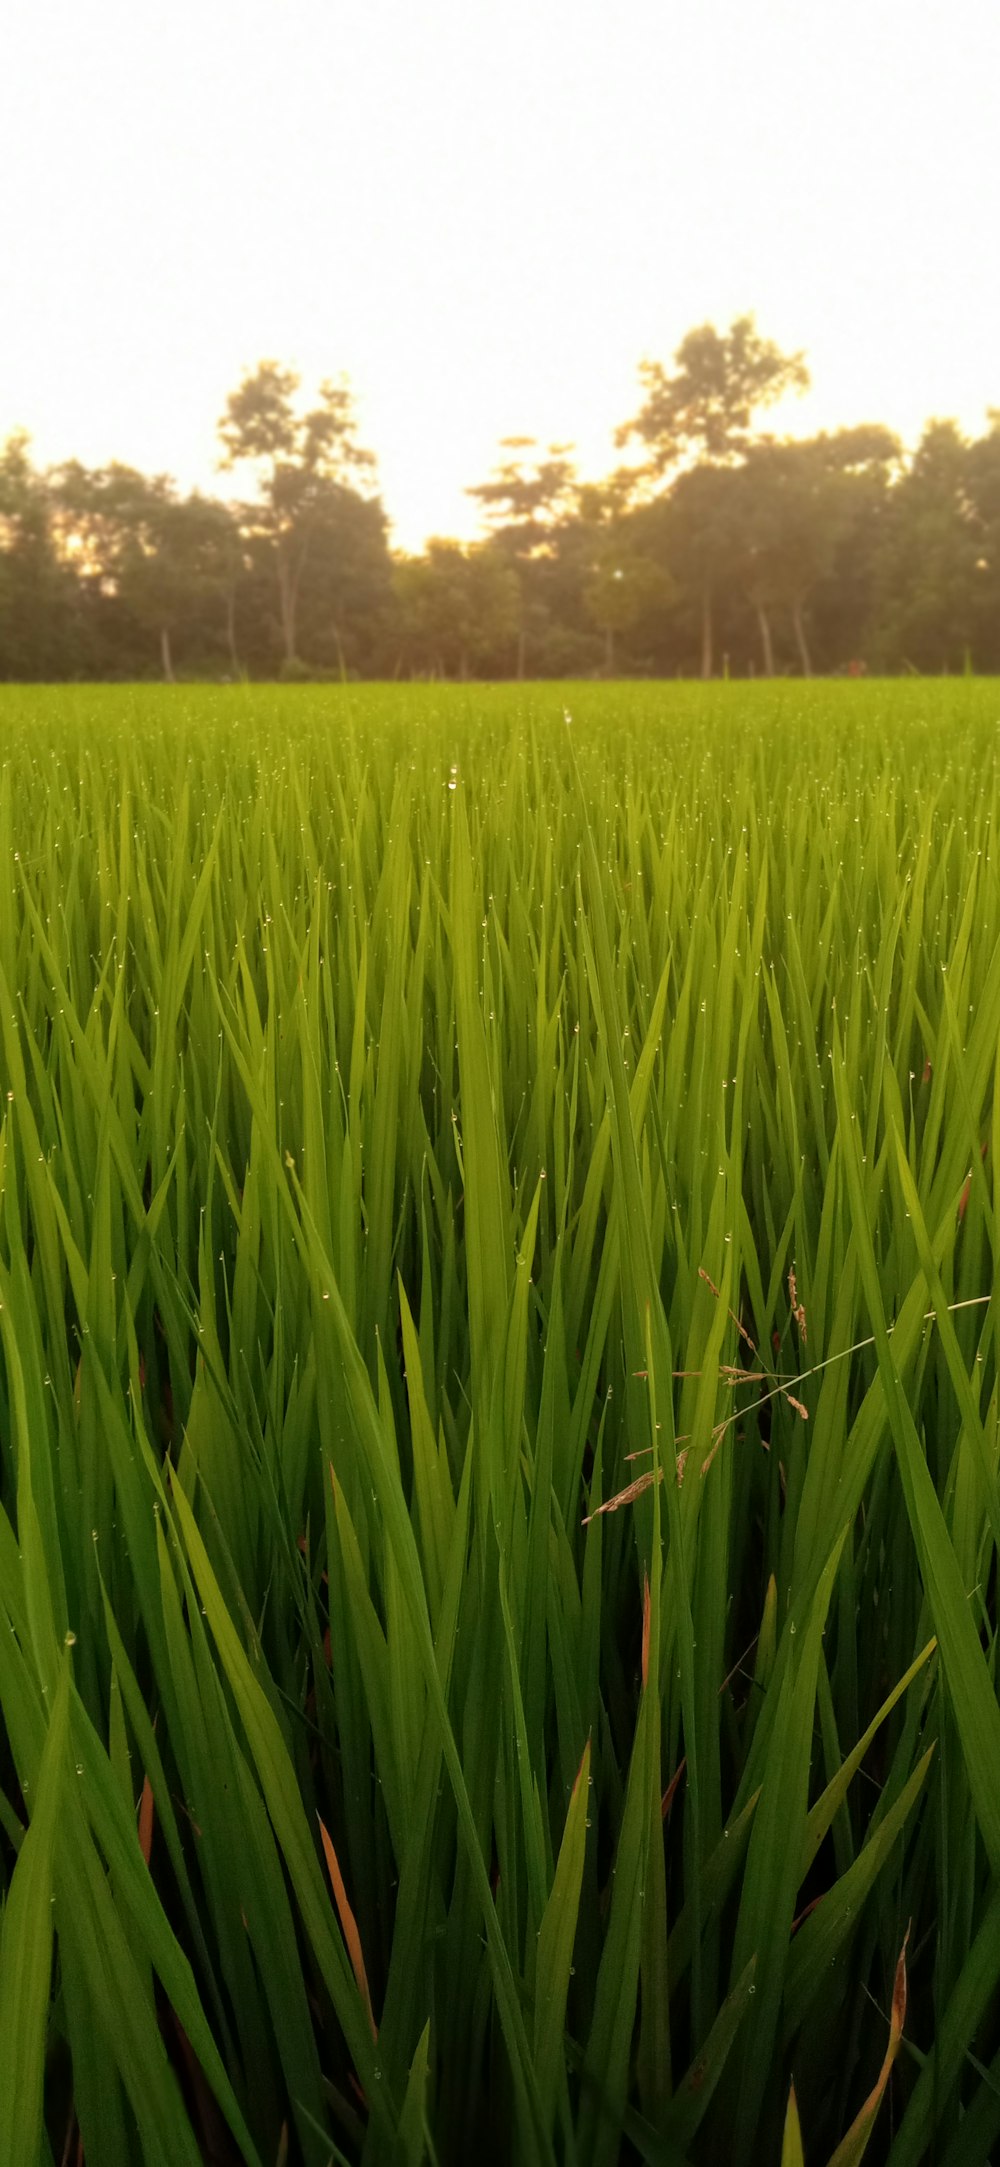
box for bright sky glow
[2,0,998,550]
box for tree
[616,316,809,674]
[574,477,674,674]
[50,461,171,676]
[291,485,395,679]
[4,321,998,682]
[634,464,745,679]
[217,362,377,668]
[868,421,982,672]
[580,555,672,674]
[0,433,73,679]
[618,315,810,472]
[466,437,577,676]
[732,427,900,675]
[965,413,1000,671]
[142,494,245,679]
[393,540,520,679]
[50,463,242,679]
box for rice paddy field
[3,680,1000,2167]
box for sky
[2,0,999,552]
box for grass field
[1,680,1000,2166]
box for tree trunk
[756,601,775,677]
[700,583,713,679]
[160,627,175,682]
[516,621,526,680]
[792,599,812,677]
[224,579,240,677]
[277,530,310,666]
[605,621,615,676]
[277,550,297,664]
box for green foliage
[3,328,1000,679]
[216,362,383,671]
[0,679,999,2165]
[615,313,809,472]
[393,539,521,679]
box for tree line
[2,320,999,681]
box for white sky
[2,0,998,551]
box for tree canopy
[1,326,998,681]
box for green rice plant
[0,680,999,2163]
